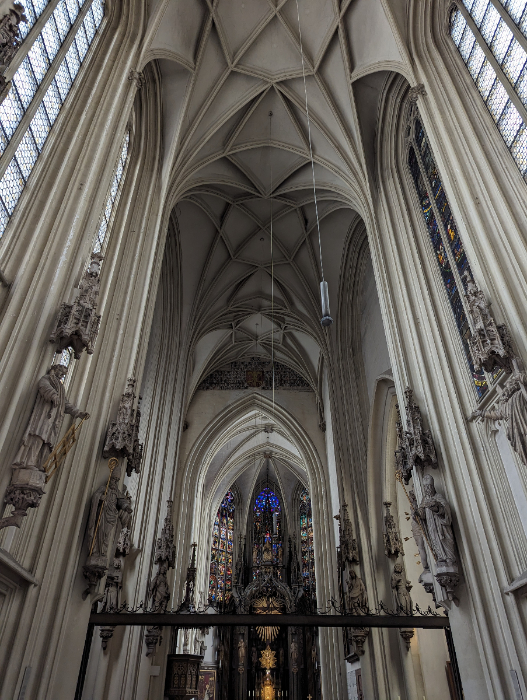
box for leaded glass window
[252,486,282,578]
[450,1,527,177]
[299,487,315,600]
[407,106,488,398]
[93,129,130,253]
[0,0,105,239]
[208,490,235,605]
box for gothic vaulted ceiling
[140,0,409,400]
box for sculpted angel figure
[470,360,527,467]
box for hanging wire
[294,0,333,327]
[269,110,276,415]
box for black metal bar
[89,613,449,629]
[445,627,465,700]
[74,622,94,700]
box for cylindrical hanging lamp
[320,280,333,327]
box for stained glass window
[0,0,105,239]
[208,490,235,605]
[93,129,130,253]
[450,2,527,178]
[252,486,283,578]
[299,487,315,599]
[407,108,488,398]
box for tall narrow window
[407,104,488,398]
[299,487,315,600]
[0,0,105,238]
[252,486,282,578]
[450,1,527,178]
[208,490,235,605]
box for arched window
[299,487,315,599]
[0,0,105,238]
[407,104,488,399]
[450,1,527,178]
[208,490,235,605]
[252,486,282,577]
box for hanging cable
[294,0,333,327]
[269,110,276,416]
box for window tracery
[299,487,315,599]
[450,0,527,178]
[252,486,282,578]
[407,107,488,398]
[0,0,104,238]
[208,490,235,604]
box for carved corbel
[49,252,103,359]
[0,2,27,103]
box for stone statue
[470,359,527,467]
[409,490,429,571]
[335,503,359,565]
[391,563,413,615]
[346,569,368,614]
[86,465,129,566]
[238,637,246,669]
[13,364,89,472]
[290,640,299,673]
[149,561,170,611]
[417,475,457,565]
[49,252,103,359]
[383,501,403,557]
[1,364,90,530]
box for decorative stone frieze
[102,377,143,476]
[146,499,175,656]
[0,2,27,102]
[49,253,103,359]
[395,388,437,484]
[464,272,513,374]
[383,501,403,557]
[0,364,89,530]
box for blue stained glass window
[299,487,316,599]
[254,487,281,515]
[450,5,527,178]
[407,120,488,398]
[0,0,104,239]
[208,490,235,604]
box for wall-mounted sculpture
[82,460,132,597]
[391,562,415,650]
[470,358,527,468]
[0,2,27,102]
[464,272,513,374]
[335,503,359,566]
[418,475,459,603]
[346,569,369,656]
[145,499,176,656]
[383,501,404,558]
[0,364,89,530]
[103,377,143,476]
[50,252,103,359]
[395,388,437,484]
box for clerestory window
[450,0,527,179]
[406,103,490,399]
[0,0,105,238]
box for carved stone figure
[1,364,89,530]
[49,252,103,359]
[418,475,456,565]
[0,2,26,100]
[145,500,175,655]
[396,389,437,484]
[383,501,403,557]
[346,569,368,614]
[103,378,144,476]
[290,640,299,673]
[391,563,413,615]
[470,359,527,468]
[14,364,89,472]
[334,503,359,566]
[409,490,429,571]
[238,637,246,669]
[464,271,513,374]
[128,69,145,89]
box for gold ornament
[260,644,277,670]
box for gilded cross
[308,696,313,700]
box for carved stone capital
[82,563,107,598]
[350,627,369,656]
[399,628,415,651]
[0,468,46,530]
[99,625,116,650]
